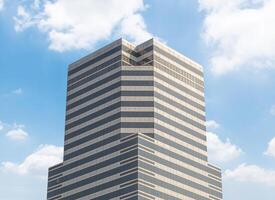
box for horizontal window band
[120,145,138,154]
[209,184,222,192]
[49,163,63,171]
[66,86,154,111]
[70,121,153,142]
[121,111,154,118]
[68,44,153,81]
[120,168,138,177]
[68,61,121,91]
[62,95,204,142]
[139,156,155,165]
[67,71,121,100]
[69,65,153,93]
[47,195,62,200]
[155,82,205,111]
[208,174,222,182]
[155,62,204,93]
[119,191,138,200]
[65,112,121,140]
[155,113,206,141]
[120,156,138,165]
[139,161,221,198]
[209,195,221,200]
[121,101,154,107]
[62,183,138,200]
[154,92,205,121]
[49,170,139,199]
[64,133,121,160]
[65,102,121,130]
[65,112,156,140]
[68,78,153,101]
[66,81,121,110]
[138,183,183,200]
[154,102,206,131]
[121,122,154,129]
[66,92,121,120]
[50,137,138,177]
[154,46,203,77]
[47,184,62,192]
[155,123,207,151]
[154,56,204,86]
[68,45,122,76]
[48,173,63,182]
[139,150,221,187]
[68,55,121,85]
[67,81,203,112]
[138,133,155,142]
[153,133,207,161]
[67,79,204,111]
[139,137,208,170]
[138,145,155,154]
[139,148,222,186]
[120,179,138,188]
[138,168,155,177]
[138,180,155,188]
[121,91,154,96]
[120,133,137,142]
[139,172,216,200]
[138,191,156,200]
[64,123,120,151]
[49,149,138,187]
[121,70,153,76]
[154,55,204,88]
[154,71,204,101]
[208,163,221,171]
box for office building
[47,38,223,200]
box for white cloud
[206,120,220,130]
[207,131,243,162]
[199,0,275,75]
[225,163,275,187]
[6,128,28,140]
[12,88,23,95]
[14,0,153,52]
[270,105,275,116]
[1,144,63,178]
[0,0,4,11]
[0,121,28,140]
[264,137,275,158]
[6,128,28,141]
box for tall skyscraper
[47,38,223,200]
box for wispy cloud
[14,0,153,52]
[264,137,275,158]
[206,120,220,130]
[0,121,29,141]
[199,0,275,75]
[1,144,63,179]
[207,131,243,163]
[6,127,28,141]
[225,163,275,187]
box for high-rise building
[47,38,223,200]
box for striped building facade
[47,39,223,200]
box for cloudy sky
[1,0,275,199]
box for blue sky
[1,0,275,199]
